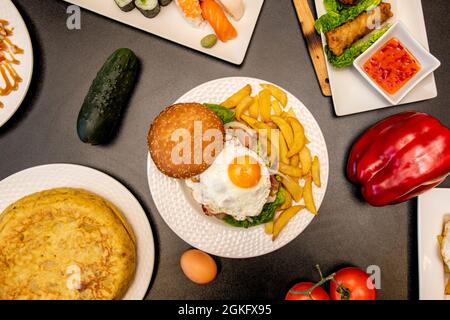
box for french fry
[266,121,278,129]
[222,84,252,108]
[312,156,321,187]
[272,205,305,240]
[279,163,303,178]
[286,117,306,157]
[235,96,254,121]
[303,176,317,214]
[265,221,274,235]
[280,188,293,210]
[249,96,259,119]
[279,133,290,165]
[255,122,272,138]
[281,176,303,202]
[287,108,296,117]
[300,147,312,176]
[271,100,283,117]
[260,83,288,107]
[240,114,258,129]
[290,154,300,167]
[258,89,272,122]
[271,116,294,148]
[446,280,450,295]
[281,112,290,119]
[438,235,449,272]
[254,121,271,130]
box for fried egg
[441,221,450,271]
[186,140,271,221]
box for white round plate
[0,0,34,128]
[147,77,329,258]
[0,164,154,300]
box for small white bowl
[354,21,441,105]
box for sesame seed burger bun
[148,103,225,179]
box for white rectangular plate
[314,0,438,116]
[63,0,264,65]
[418,188,450,300]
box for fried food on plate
[326,2,393,56]
[439,221,450,271]
[286,117,306,157]
[303,176,317,214]
[258,89,272,122]
[272,205,305,240]
[0,188,136,300]
[312,156,321,187]
[281,176,303,202]
[260,83,288,107]
[300,146,312,176]
[235,96,253,121]
[439,221,450,295]
[148,103,225,178]
[165,82,324,241]
[316,0,394,68]
[221,84,251,108]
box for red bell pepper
[347,112,450,206]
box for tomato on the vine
[286,282,330,300]
[329,267,376,300]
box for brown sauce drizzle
[0,19,23,109]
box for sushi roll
[135,0,160,18]
[159,0,173,6]
[175,0,204,25]
[114,0,136,12]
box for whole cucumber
[77,48,139,145]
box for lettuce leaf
[223,188,285,228]
[326,24,391,68]
[315,0,381,33]
[323,0,344,12]
[204,103,235,124]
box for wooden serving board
[293,0,331,97]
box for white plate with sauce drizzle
[0,0,33,128]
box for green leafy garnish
[323,0,345,13]
[223,188,285,228]
[315,0,381,33]
[204,103,235,124]
[326,24,391,68]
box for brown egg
[180,249,217,284]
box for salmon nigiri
[176,0,203,25]
[201,0,237,42]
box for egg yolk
[228,155,261,188]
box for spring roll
[325,2,393,56]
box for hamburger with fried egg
[147,103,284,228]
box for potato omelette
[0,188,136,300]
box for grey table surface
[1,0,449,300]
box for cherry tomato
[286,282,330,300]
[329,267,376,300]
